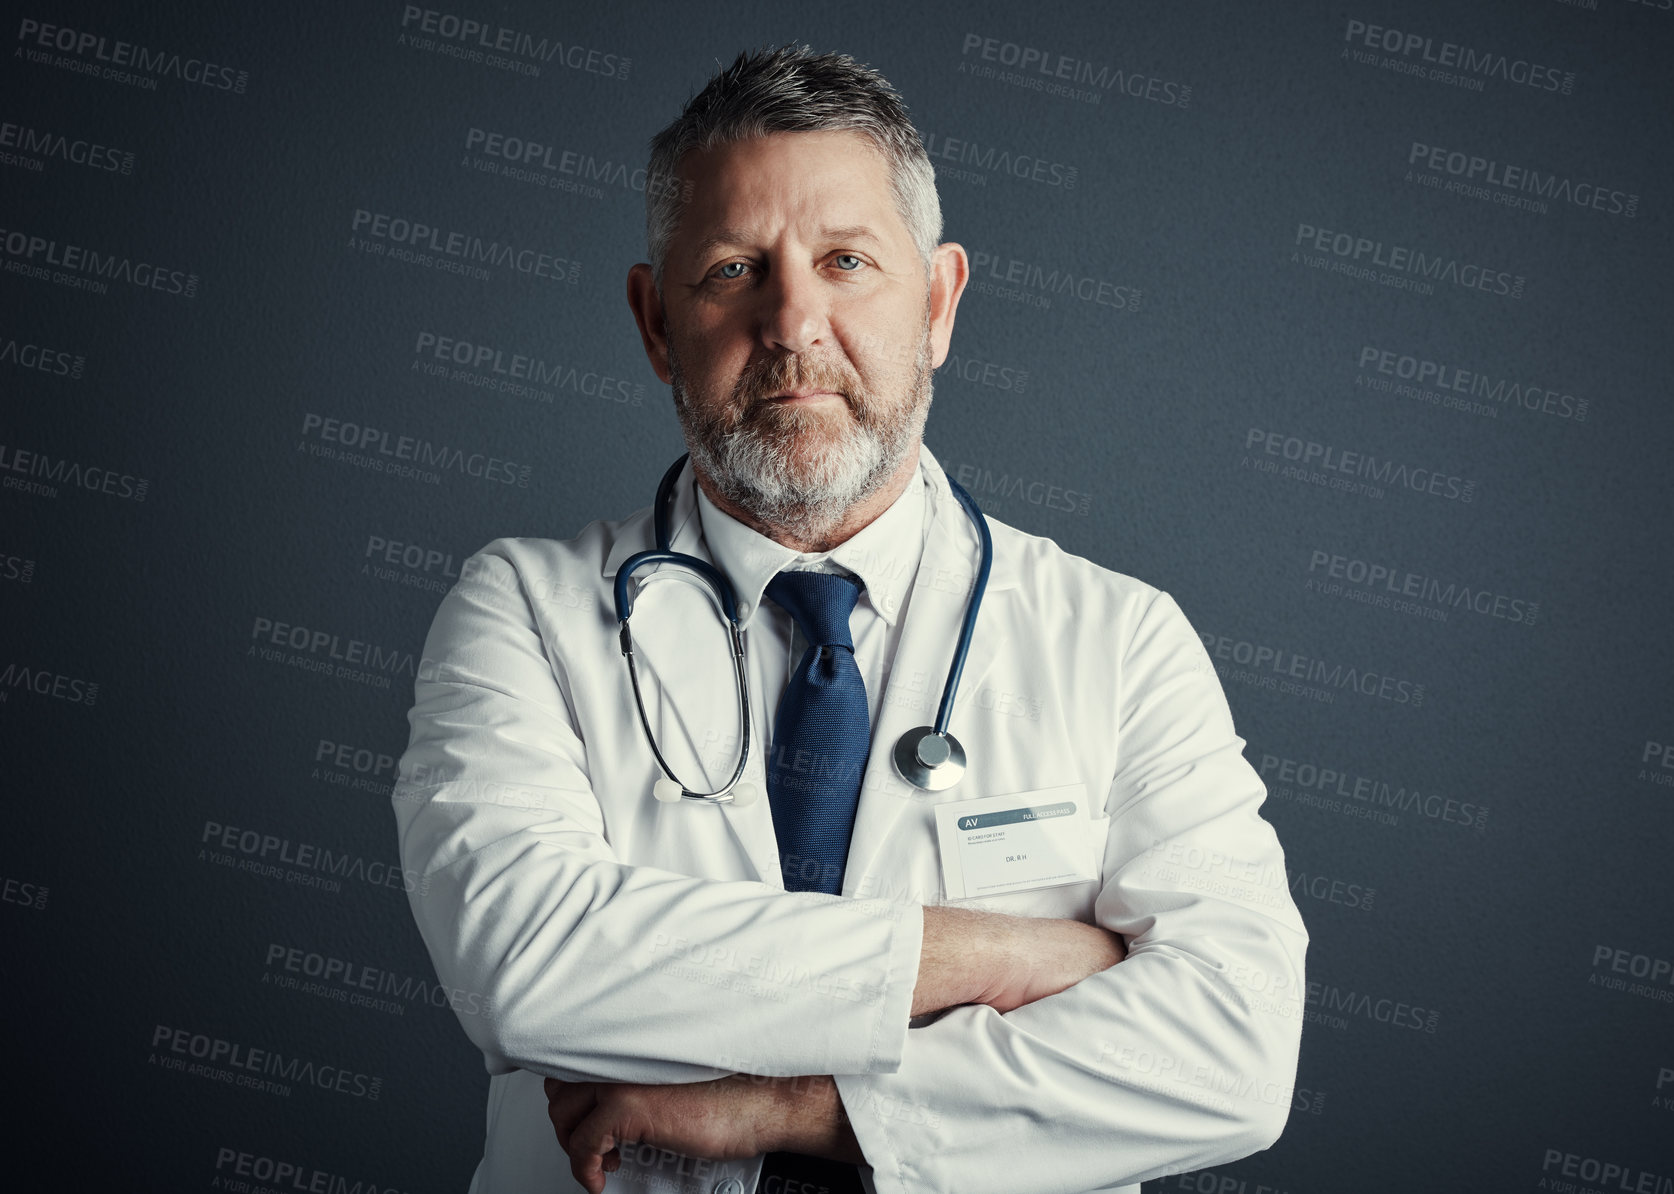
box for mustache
[736,356,862,410]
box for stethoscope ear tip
[652,779,685,803]
[730,782,759,808]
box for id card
[934,784,1099,900]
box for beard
[668,306,935,549]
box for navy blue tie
[760,568,869,1193]
[763,569,871,896]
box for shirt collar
[694,447,927,630]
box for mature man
[392,45,1307,1194]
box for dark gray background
[4,1,1671,1190]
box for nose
[758,259,830,355]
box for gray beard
[669,325,935,548]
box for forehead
[673,128,905,253]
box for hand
[545,1073,852,1194]
[976,915,1127,1014]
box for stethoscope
[613,454,993,806]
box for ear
[925,243,970,369]
[627,263,673,385]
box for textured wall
[4,1,1671,1190]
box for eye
[833,254,863,271]
[715,261,750,280]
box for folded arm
[543,906,1128,1193]
[393,546,1118,1090]
[831,591,1309,1193]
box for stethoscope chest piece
[892,726,967,791]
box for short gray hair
[644,44,941,292]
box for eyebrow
[688,224,885,260]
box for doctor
[392,44,1307,1194]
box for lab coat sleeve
[833,589,1308,1194]
[391,544,923,1084]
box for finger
[569,1105,633,1194]
[545,1082,597,1156]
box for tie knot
[764,570,861,649]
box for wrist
[961,906,1024,1009]
[769,1075,861,1163]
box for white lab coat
[391,444,1308,1194]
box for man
[392,44,1307,1194]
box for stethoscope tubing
[613,452,990,801]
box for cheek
[673,332,736,382]
[856,332,923,392]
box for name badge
[934,784,1100,901]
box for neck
[694,443,922,553]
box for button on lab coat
[391,444,1308,1194]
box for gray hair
[644,44,941,292]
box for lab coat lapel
[841,462,1009,898]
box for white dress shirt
[692,453,929,743]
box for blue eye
[834,254,862,270]
[716,262,748,280]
